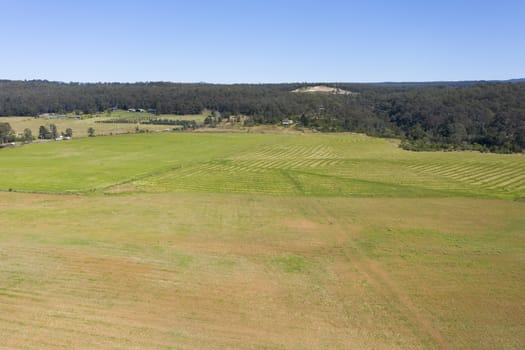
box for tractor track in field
[314,202,453,350]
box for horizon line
[1,77,524,85]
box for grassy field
[1,132,524,349]
[1,132,524,198]
[104,110,209,122]
[0,111,208,138]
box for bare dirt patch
[284,218,322,231]
[292,85,357,95]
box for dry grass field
[0,111,208,138]
[0,132,524,349]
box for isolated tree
[65,128,73,138]
[49,123,58,139]
[23,128,33,143]
[87,127,95,137]
[299,113,309,127]
[38,125,50,139]
[0,122,15,143]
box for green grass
[0,111,207,139]
[99,110,209,123]
[107,109,208,120]
[0,132,524,349]
[1,132,524,198]
[271,255,310,273]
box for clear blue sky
[1,0,524,83]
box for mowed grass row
[407,158,525,193]
[1,132,525,198]
[108,133,525,198]
[125,161,457,198]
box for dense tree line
[375,83,525,152]
[1,80,524,152]
[97,118,197,129]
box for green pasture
[101,110,208,123]
[1,132,524,349]
[0,111,207,138]
[1,132,524,198]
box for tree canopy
[1,80,524,152]
[0,122,14,143]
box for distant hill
[0,79,524,152]
[370,78,525,87]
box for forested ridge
[1,79,524,152]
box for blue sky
[1,0,524,83]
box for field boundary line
[93,164,185,194]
